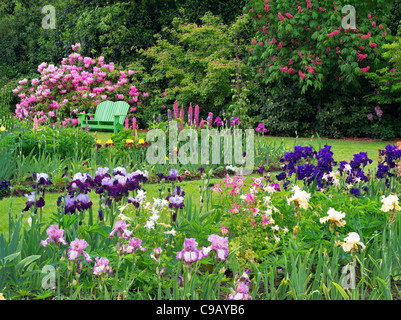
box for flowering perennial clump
[68,238,92,262]
[40,225,68,248]
[93,257,113,276]
[338,232,365,253]
[176,238,208,264]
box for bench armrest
[78,113,93,121]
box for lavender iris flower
[169,169,178,177]
[176,238,208,264]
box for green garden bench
[78,101,130,133]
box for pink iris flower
[207,234,229,260]
[176,238,208,264]
[93,257,113,276]
[228,282,252,300]
[109,220,133,240]
[40,225,68,248]
[68,238,92,262]
[123,237,147,254]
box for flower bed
[1,137,401,300]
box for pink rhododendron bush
[13,43,148,127]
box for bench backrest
[94,101,130,124]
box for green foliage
[0,118,94,164]
[0,80,19,115]
[253,81,315,136]
[138,12,251,123]
[246,0,394,95]
[0,0,247,91]
[18,126,94,159]
[315,96,373,139]
[364,28,401,105]
[388,1,401,36]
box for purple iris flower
[214,116,222,126]
[76,193,92,211]
[113,167,127,176]
[176,238,208,264]
[168,195,185,209]
[101,176,115,187]
[350,188,360,196]
[22,191,35,212]
[169,169,178,178]
[36,173,52,186]
[255,123,267,133]
[35,196,45,208]
[64,195,80,214]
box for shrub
[246,0,394,95]
[12,44,149,126]
[137,12,251,124]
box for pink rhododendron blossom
[14,45,147,123]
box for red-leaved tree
[246,0,395,94]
